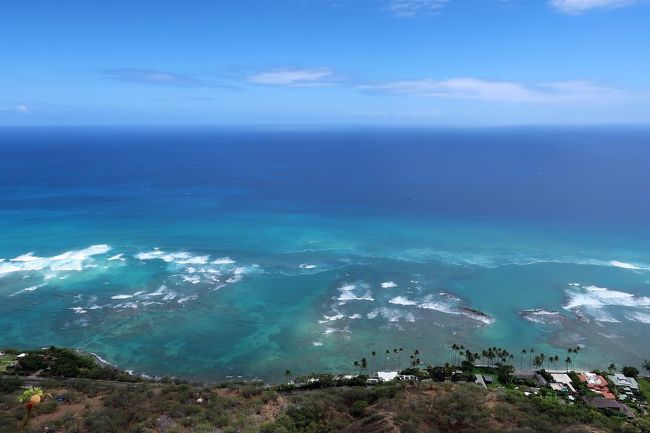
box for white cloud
[99,69,202,87]
[0,104,30,114]
[387,0,449,16]
[549,0,637,14]
[360,78,625,103]
[246,68,334,87]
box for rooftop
[608,374,639,390]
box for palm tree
[371,351,377,375]
[398,348,403,370]
[572,346,581,366]
[361,357,368,375]
[385,350,390,370]
[608,363,617,374]
[393,348,398,370]
[284,369,292,384]
[520,349,527,369]
[528,348,535,370]
[565,356,572,372]
[354,360,360,375]
[451,344,459,364]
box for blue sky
[1,0,649,126]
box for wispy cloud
[99,69,203,87]
[0,104,30,113]
[549,0,637,14]
[350,108,442,118]
[386,0,449,16]
[360,78,625,103]
[246,68,335,87]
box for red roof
[602,392,616,400]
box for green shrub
[349,400,368,418]
[0,376,22,394]
[622,366,640,378]
[0,411,17,433]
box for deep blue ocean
[2,127,650,381]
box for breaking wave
[0,244,111,276]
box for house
[578,373,615,399]
[377,371,399,382]
[583,397,636,418]
[398,374,417,381]
[550,373,576,393]
[515,370,548,386]
[482,375,494,385]
[550,383,571,393]
[608,374,639,391]
[475,374,487,389]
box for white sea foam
[113,302,139,309]
[336,283,374,304]
[367,307,416,323]
[177,295,199,304]
[417,294,494,324]
[564,285,650,310]
[111,294,133,300]
[626,312,650,323]
[609,260,646,270]
[135,249,208,265]
[348,314,362,319]
[182,275,201,284]
[563,284,650,323]
[312,341,323,347]
[70,307,87,314]
[0,244,111,276]
[107,254,125,261]
[213,257,236,265]
[388,296,417,306]
[319,313,346,324]
[418,300,456,315]
[392,248,650,273]
[381,281,397,289]
[162,292,178,301]
[142,285,169,297]
[224,266,248,283]
[299,263,317,269]
[520,309,563,324]
[177,255,209,265]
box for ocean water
[1,126,650,381]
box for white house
[377,371,399,382]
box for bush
[350,400,368,418]
[0,376,22,394]
[0,411,18,433]
[622,366,639,378]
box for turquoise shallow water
[2,127,650,381]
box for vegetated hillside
[2,347,650,433]
[0,377,646,433]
